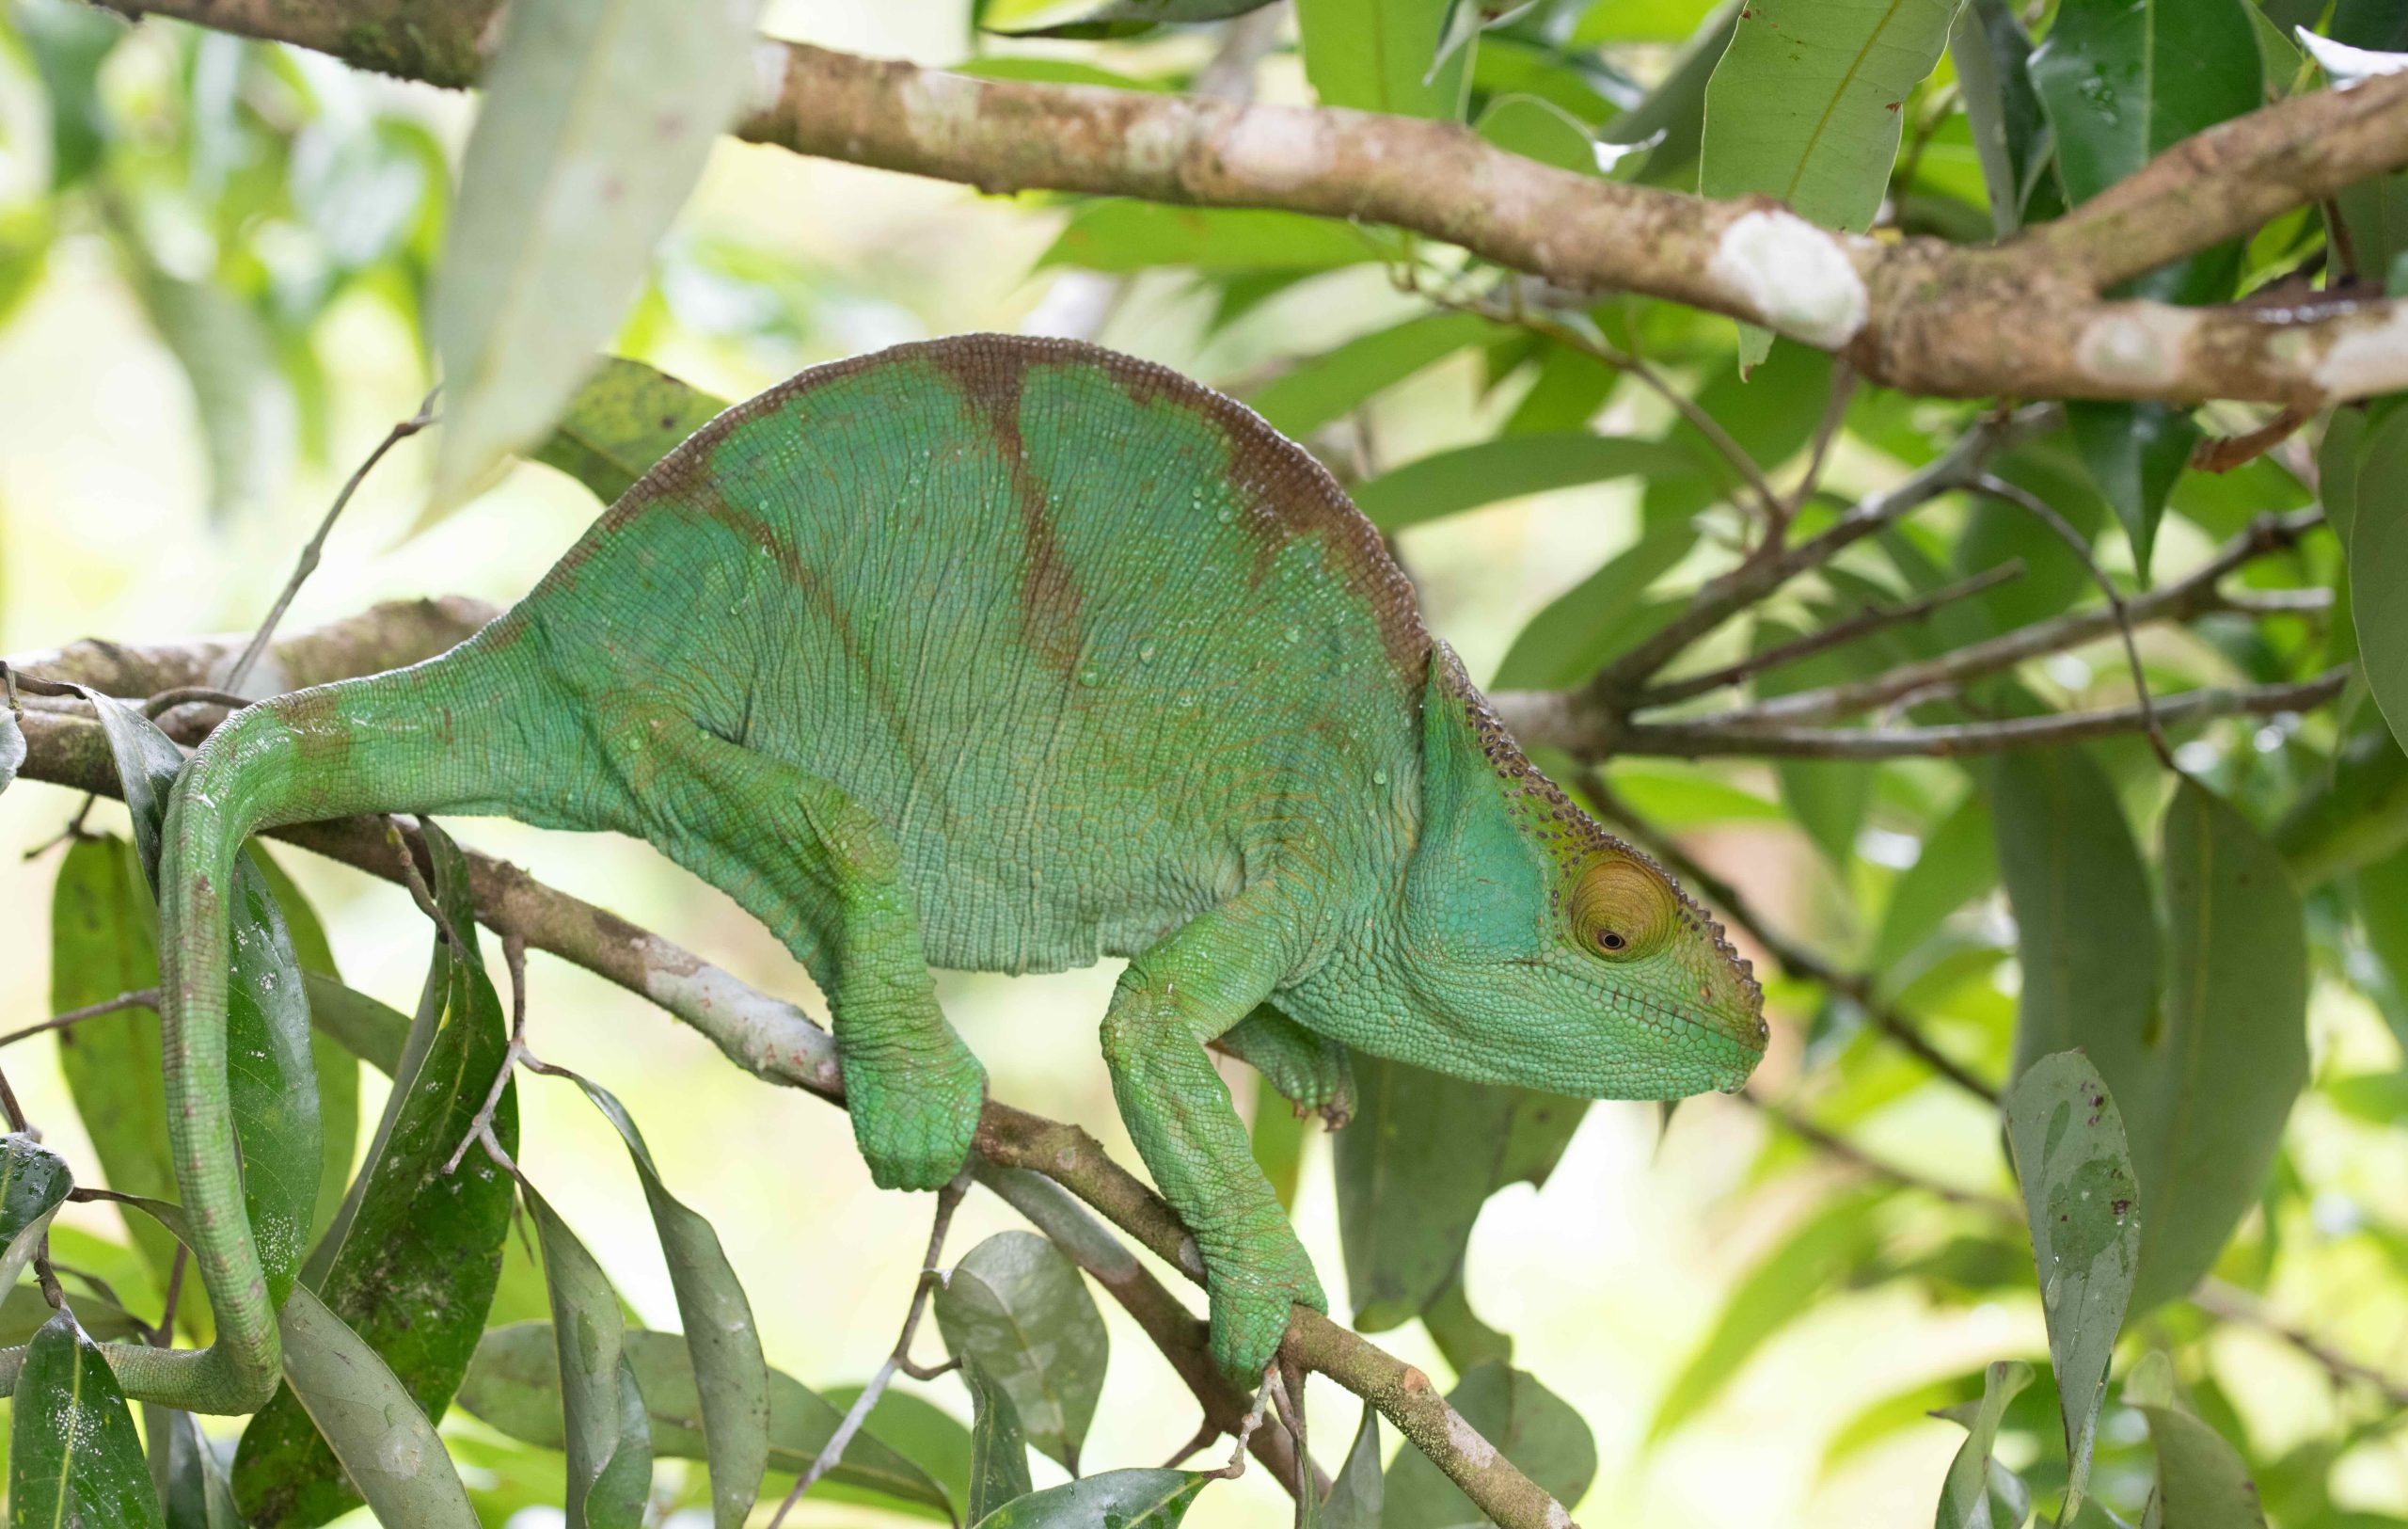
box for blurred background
[2,0,2402,1524]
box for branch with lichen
[8,614,1571,1529]
[73,0,2408,406]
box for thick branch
[9,625,1571,1528]
[83,0,2408,406]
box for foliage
[1,0,2404,1524]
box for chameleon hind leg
[1101,893,1325,1380]
[642,722,985,1190]
[1213,1005,1355,1128]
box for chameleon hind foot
[841,1031,987,1191]
[1205,1229,1326,1382]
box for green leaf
[964,1358,1033,1523]
[934,1232,1109,1472]
[1492,529,1693,689]
[2125,1355,2269,1529]
[1321,1402,1383,1529]
[246,850,360,1255]
[970,1469,1210,1528]
[0,1136,70,1297]
[13,0,121,191]
[1871,792,1998,980]
[458,1325,958,1519]
[2063,399,2197,579]
[1752,618,1872,869]
[0,1282,142,1347]
[1336,1055,1515,1331]
[1249,1074,1308,1212]
[2004,1053,2140,1515]
[532,356,730,504]
[981,0,1277,36]
[1933,1361,2035,1529]
[1949,0,2055,237]
[2353,848,2408,1054]
[9,1309,165,1529]
[233,827,515,1529]
[1476,93,1602,174]
[297,973,409,1077]
[148,1401,243,1529]
[1382,1362,1595,1528]
[1353,435,1700,534]
[1039,202,1379,274]
[2130,781,2306,1312]
[268,1287,478,1529]
[427,0,761,512]
[527,1187,652,1529]
[1248,313,1497,438]
[2350,406,2408,759]
[1298,0,1469,119]
[569,1079,767,1527]
[119,255,294,522]
[1649,1189,1885,1441]
[1989,749,2157,1084]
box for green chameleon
[128,335,1766,1410]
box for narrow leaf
[2127,1356,2270,1529]
[968,1469,1210,1528]
[964,1357,1033,1523]
[0,1135,70,1296]
[9,1309,165,1529]
[2004,1052,2139,1514]
[1336,1055,1514,1331]
[148,1403,243,1529]
[270,1287,478,1529]
[297,973,409,1077]
[2351,404,2408,757]
[528,1187,653,1528]
[1038,202,1379,273]
[247,849,360,1255]
[1933,1361,2035,1529]
[1297,0,1469,119]
[1351,435,1699,533]
[532,356,729,504]
[1321,1402,1383,1529]
[428,0,761,512]
[1248,312,1496,438]
[933,1232,1109,1473]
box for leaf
[964,1358,1033,1524]
[2127,782,2306,1312]
[970,1469,1210,1527]
[1950,0,2055,237]
[1321,1402,1383,1529]
[1871,793,1999,980]
[2350,406,2408,758]
[934,1232,1109,1472]
[1352,435,1700,533]
[1382,1362,1596,1528]
[982,0,1277,36]
[268,1287,478,1528]
[246,850,360,1255]
[527,1187,652,1529]
[1476,93,1603,174]
[457,1325,957,1519]
[1989,749,2158,1084]
[427,0,761,513]
[0,1135,71,1297]
[2125,1355,2269,1529]
[1039,202,1379,274]
[2004,1052,2140,1515]
[532,356,730,504]
[120,252,295,522]
[1336,1055,1515,1331]
[1248,313,1496,438]
[1249,1075,1308,1212]
[12,0,121,190]
[1752,617,1872,869]
[0,1282,142,1346]
[0,707,23,796]
[2063,400,2197,579]
[297,973,409,1076]
[1491,528,1694,689]
[569,1078,767,1527]
[816,1383,974,1521]
[1933,1361,2036,1529]
[148,1400,243,1529]
[233,827,515,1529]
[1649,1189,1886,1441]
[1297,0,1470,119]
[9,1309,166,1529]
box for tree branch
[81,0,2408,406]
[8,621,1571,1528]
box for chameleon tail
[132,632,548,1411]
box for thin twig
[2191,1280,2408,1411]
[1,989,160,1051]
[1636,561,2024,709]
[0,1065,30,1135]
[1742,1091,2016,1214]
[770,1171,973,1529]
[222,389,439,693]
[1212,1367,1285,1481]
[1969,473,2176,771]
[140,687,250,720]
[1787,360,1857,527]
[20,795,96,860]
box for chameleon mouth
[1608,983,1768,1059]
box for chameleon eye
[1571,857,1673,962]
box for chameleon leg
[1101,900,1324,1380]
[1213,1006,1355,1127]
[642,725,986,1192]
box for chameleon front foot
[843,1036,988,1191]
[1205,1234,1327,1382]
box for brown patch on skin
[271,686,353,772]
[924,340,1086,680]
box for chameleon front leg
[1213,1005,1355,1128]
[642,723,985,1191]
[1101,899,1324,1380]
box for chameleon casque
[126,333,1767,1411]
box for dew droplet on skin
[1138,641,1157,663]
[1373,769,1388,787]
[1079,669,1101,688]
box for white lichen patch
[2073,305,2201,390]
[2313,304,2408,401]
[1218,108,1334,192]
[900,70,987,151]
[1445,1404,1500,1468]
[1547,1503,1575,1529]
[1707,210,1869,348]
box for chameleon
[119,333,1766,1411]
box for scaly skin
[42,335,1766,1409]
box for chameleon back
[503,334,1435,974]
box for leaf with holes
[427,0,761,514]
[9,1308,165,1529]
[934,1232,1109,1472]
[2004,1052,2139,1516]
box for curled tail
[144,626,563,1411]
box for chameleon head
[1383,644,1767,1099]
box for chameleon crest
[113,335,1760,1410]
